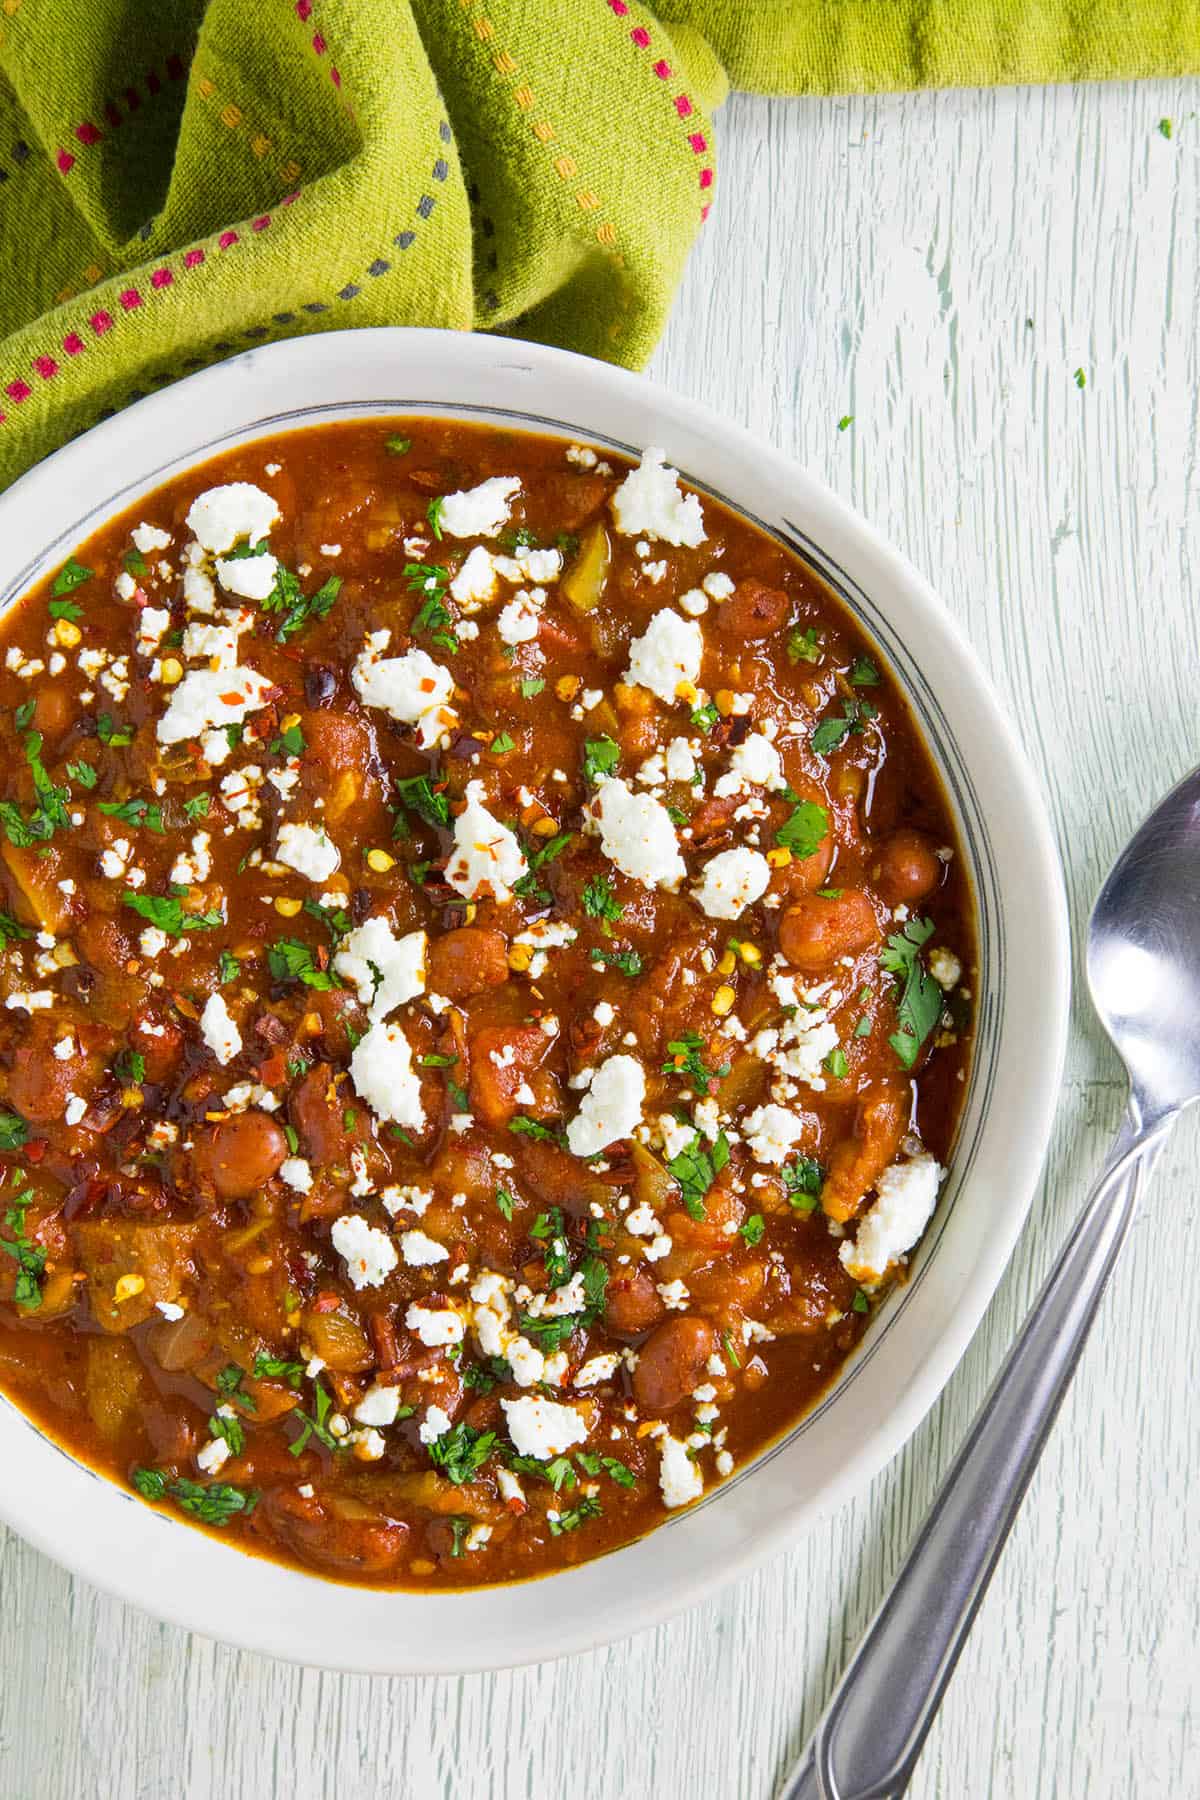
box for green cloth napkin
[0,0,1194,491]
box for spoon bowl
[1087,763,1200,1124]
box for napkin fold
[0,0,1193,488]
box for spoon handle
[777,1109,1170,1800]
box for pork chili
[0,420,974,1588]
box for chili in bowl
[0,330,1067,1670]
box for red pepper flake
[310,1291,341,1314]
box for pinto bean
[632,1314,716,1412]
[714,578,789,640]
[468,1025,549,1127]
[874,829,942,905]
[778,887,879,972]
[192,1110,288,1199]
[821,1083,908,1222]
[426,927,510,1000]
[290,1062,364,1165]
[604,1267,666,1337]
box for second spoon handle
[778,1108,1170,1800]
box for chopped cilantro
[852,1288,871,1314]
[184,793,211,820]
[667,1131,730,1221]
[253,1352,305,1389]
[787,626,822,664]
[1074,367,1087,389]
[66,760,98,788]
[548,1494,602,1536]
[260,564,342,642]
[837,414,854,432]
[124,547,149,577]
[495,1187,516,1221]
[782,1155,824,1212]
[287,1380,341,1457]
[427,1421,497,1485]
[0,911,30,946]
[520,676,546,698]
[51,557,93,597]
[662,1030,729,1096]
[490,731,516,755]
[95,712,134,747]
[384,434,412,455]
[582,872,623,926]
[738,1214,766,1247]
[0,1183,45,1309]
[810,698,877,756]
[849,657,880,686]
[0,732,72,848]
[582,736,620,784]
[122,893,222,936]
[690,700,720,733]
[112,1048,146,1087]
[426,496,445,540]
[880,916,941,1069]
[590,946,642,978]
[269,723,306,757]
[776,799,828,859]
[98,796,165,834]
[824,1046,848,1079]
[48,598,84,621]
[131,1469,258,1527]
[508,1117,561,1144]
[395,772,450,829]
[0,1112,30,1151]
[217,949,240,985]
[268,938,339,990]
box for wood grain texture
[2,76,1199,1800]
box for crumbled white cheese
[449,544,498,609]
[331,1213,399,1290]
[438,475,522,539]
[186,482,279,554]
[692,847,771,920]
[445,780,528,901]
[929,947,962,991]
[133,522,172,554]
[742,1103,810,1165]
[611,448,706,547]
[573,1353,620,1389]
[156,665,274,746]
[349,1020,425,1130]
[351,631,457,749]
[657,1430,704,1507]
[497,588,543,645]
[333,918,426,1022]
[418,1403,453,1444]
[566,1053,645,1157]
[624,608,704,705]
[216,549,279,601]
[199,992,241,1066]
[501,1396,588,1458]
[355,1383,404,1427]
[839,1152,944,1288]
[279,1157,313,1192]
[400,1229,449,1267]
[405,1301,464,1346]
[590,775,685,890]
[275,821,340,883]
[135,607,171,658]
[715,733,786,794]
[197,1436,231,1475]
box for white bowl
[0,329,1069,1672]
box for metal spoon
[779,763,1200,1800]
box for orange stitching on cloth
[189,63,304,185]
[457,0,632,333]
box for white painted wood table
[3,75,1199,1800]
